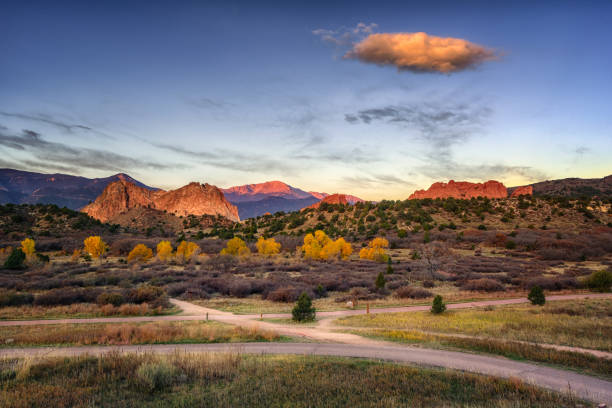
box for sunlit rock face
[409,180,508,200]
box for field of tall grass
[336,298,612,351]
[0,303,178,320]
[0,321,279,346]
[0,352,584,407]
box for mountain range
[1,168,610,221]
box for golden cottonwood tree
[256,237,281,256]
[156,241,173,262]
[20,238,36,258]
[176,241,200,262]
[302,230,352,260]
[220,237,251,257]
[84,236,107,259]
[128,244,153,263]
[359,237,389,262]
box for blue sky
[1,0,610,199]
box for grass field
[0,352,585,407]
[336,298,612,351]
[192,287,588,314]
[0,303,180,320]
[0,321,279,347]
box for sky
[1,0,611,200]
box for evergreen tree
[528,285,546,305]
[375,271,386,289]
[4,248,25,270]
[292,292,316,322]
[386,257,394,274]
[431,295,446,314]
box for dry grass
[336,298,612,351]
[0,303,178,320]
[0,321,279,346]
[0,352,584,407]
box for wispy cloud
[313,22,378,47]
[0,111,114,139]
[0,128,176,174]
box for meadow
[0,352,585,407]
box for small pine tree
[292,292,316,322]
[4,248,25,270]
[386,257,394,274]
[375,271,386,289]
[431,295,446,314]
[528,285,546,305]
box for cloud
[0,112,114,139]
[344,32,497,73]
[342,173,415,188]
[187,97,232,110]
[346,102,491,150]
[151,143,295,174]
[313,22,378,46]
[0,128,175,174]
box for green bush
[528,285,546,305]
[0,291,34,307]
[97,292,125,307]
[431,295,446,314]
[292,292,316,322]
[375,271,386,289]
[3,248,25,270]
[136,362,178,391]
[584,270,612,292]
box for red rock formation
[409,180,508,200]
[510,185,533,197]
[307,193,364,209]
[82,180,239,222]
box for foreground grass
[0,321,279,347]
[0,352,585,407]
[347,328,612,380]
[0,303,179,320]
[337,298,612,351]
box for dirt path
[1,293,608,327]
[0,342,610,404]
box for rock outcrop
[82,180,239,222]
[409,180,508,200]
[307,193,364,209]
[509,185,533,197]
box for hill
[509,175,612,197]
[0,169,155,209]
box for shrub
[256,237,281,256]
[462,278,505,292]
[127,286,166,305]
[84,236,107,259]
[359,237,389,262]
[128,244,153,263]
[423,280,435,288]
[156,241,173,262]
[0,291,34,307]
[301,230,352,260]
[3,248,25,270]
[394,286,432,299]
[292,291,316,322]
[528,285,546,306]
[375,271,386,290]
[136,362,178,391]
[386,258,394,274]
[176,241,200,262]
[97,292,125,307]
[20,238,35,258]
[583,270,612,292]
[220,237,250,257]
[266,287,299,302]
[431,295,446,314]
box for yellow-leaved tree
[156,241,173,262]
[128,244,153,263]
[220,237,251,257]
[83,236,107,259]
[256,237,281,256]
[176,241,200,262]
[20,238,36,259]
[302,230,352,260]
[359,237,389,262]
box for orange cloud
[345,32,497,73]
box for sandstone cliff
[509,185,533,197]
[408,180,508,200]
[82,180,239,222]
[307,193,364,209]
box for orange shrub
[359,237,389,262]
[127,244,153,263]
